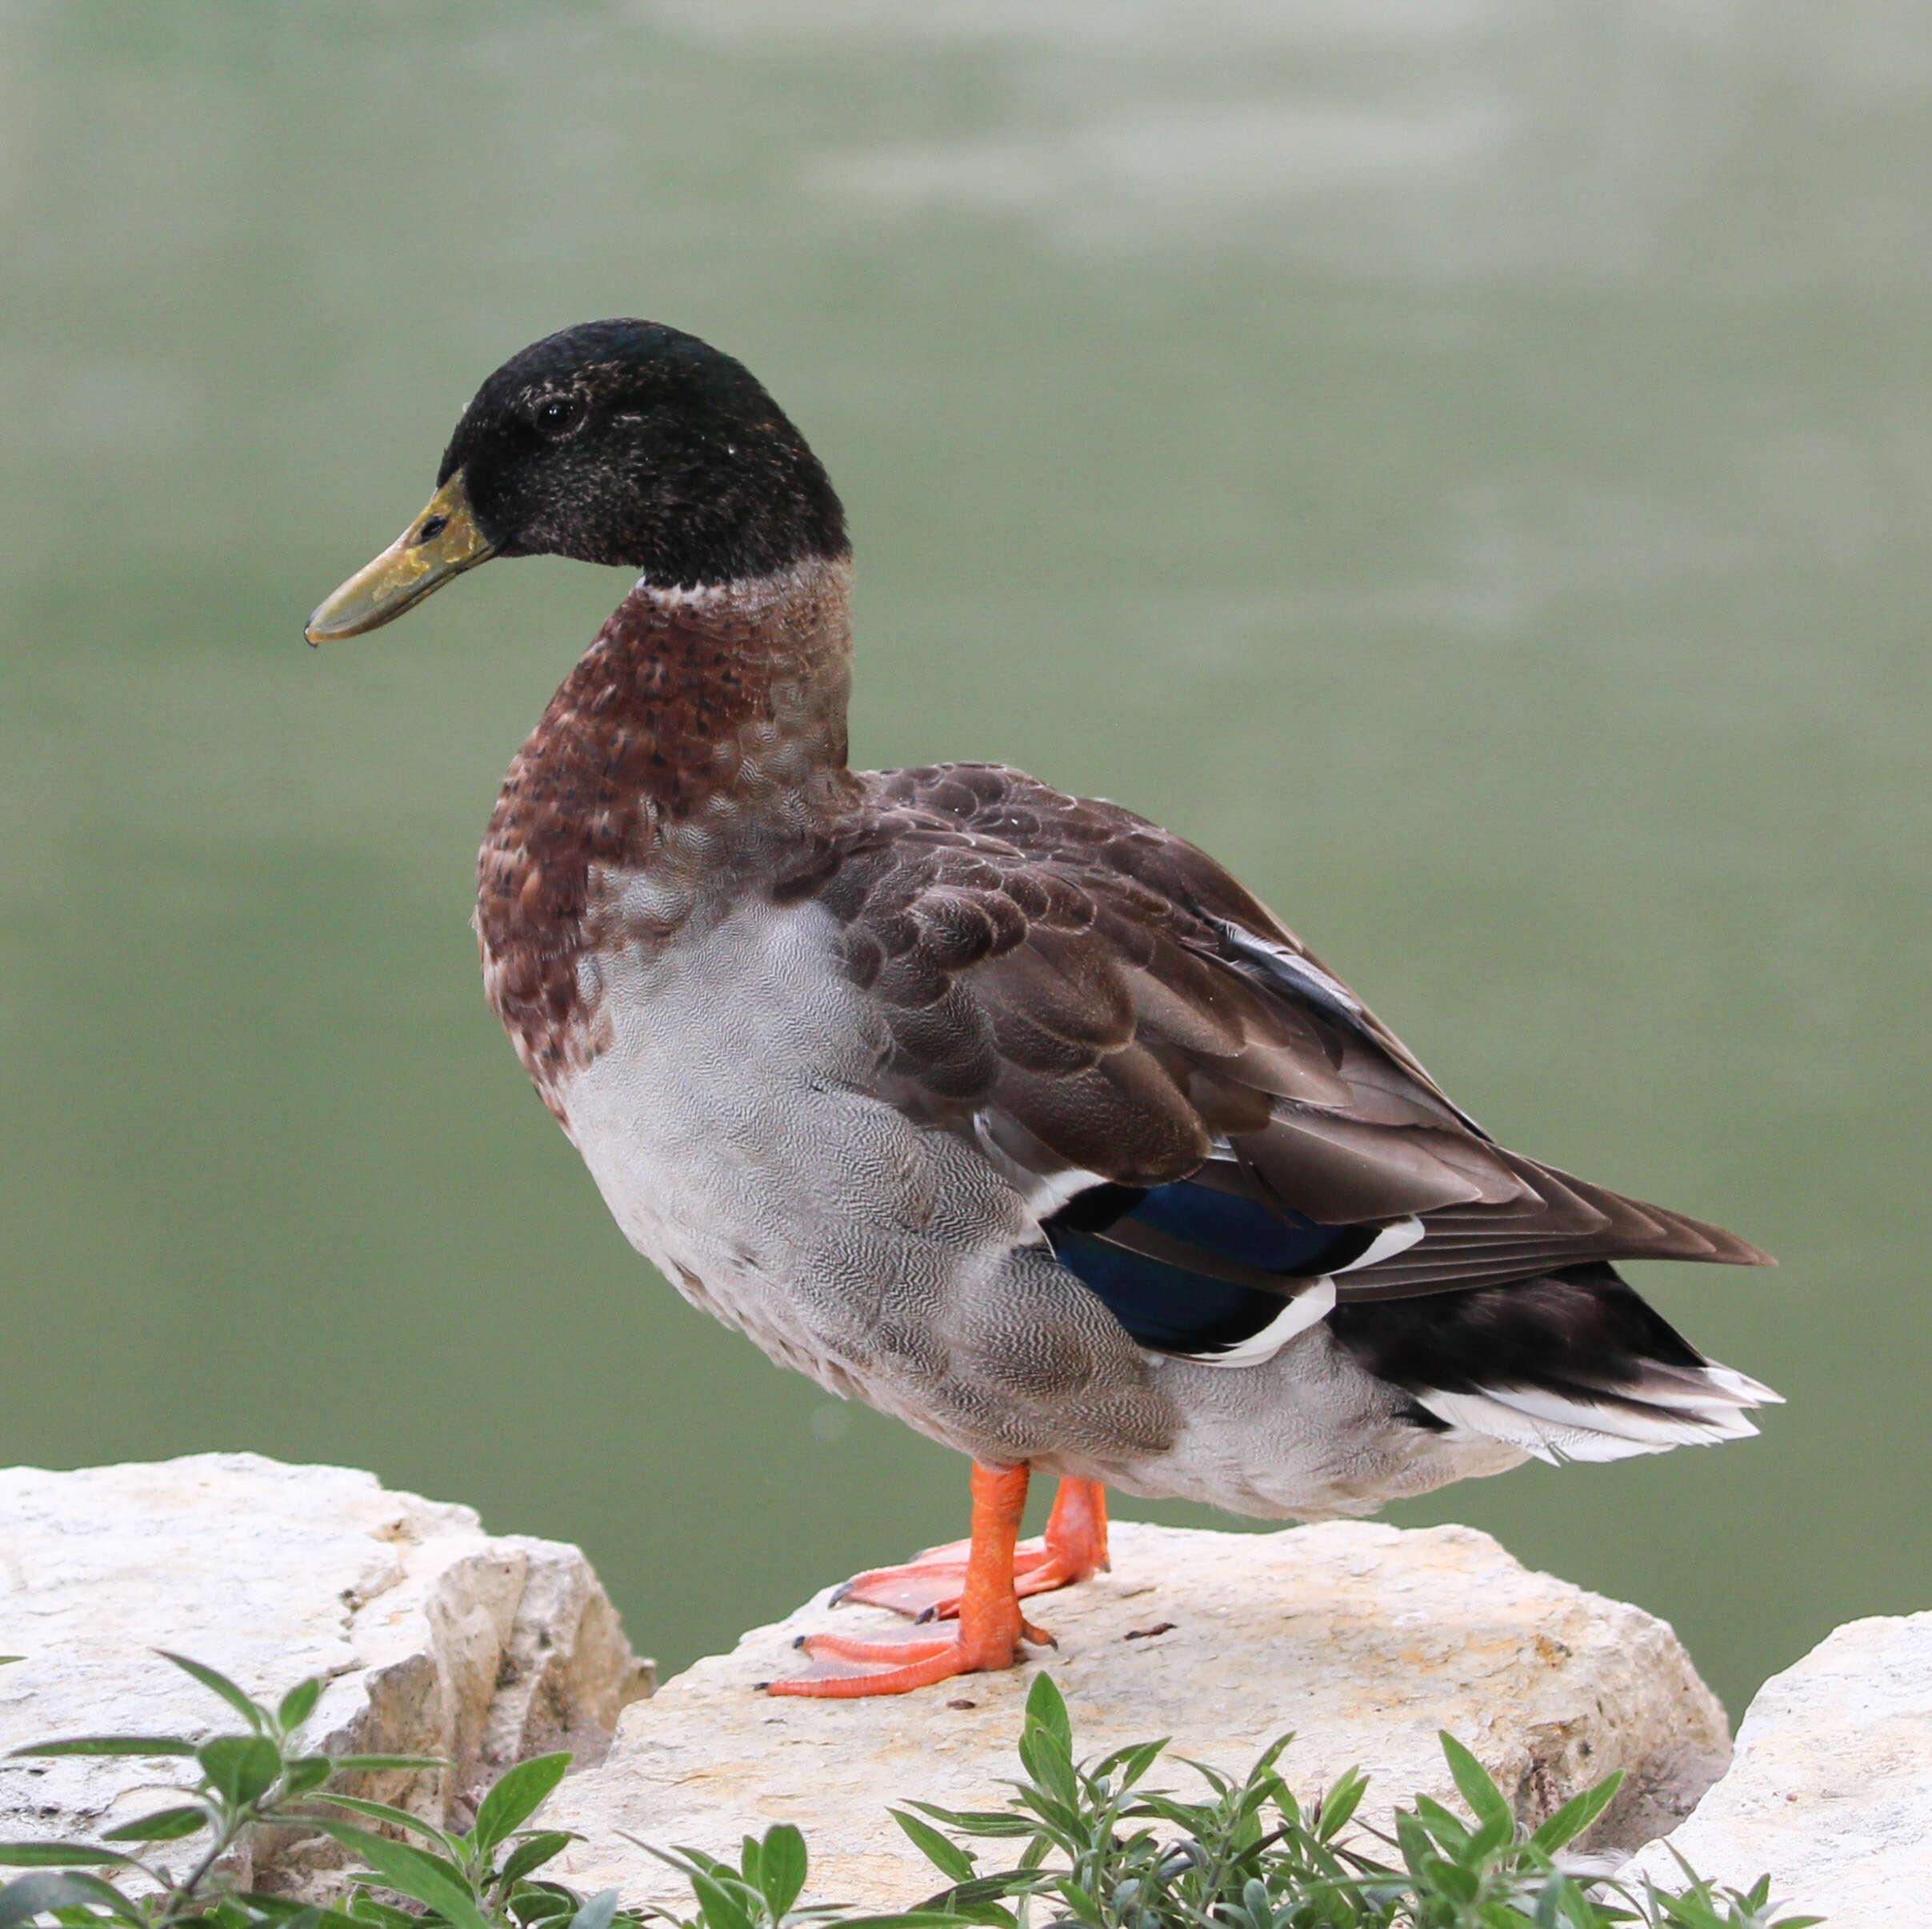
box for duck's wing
[798,763,1768,1367]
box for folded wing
[806,762,1768,1373]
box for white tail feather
[1415,1359,1777,1465]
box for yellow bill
[305,472,496,642]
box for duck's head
[306,319,848,642]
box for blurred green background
[3,2,1927,1720]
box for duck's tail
[1330,1260,1782,1464]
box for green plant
[0,1659,1822,1929]
[313,1748,618,1929]
[871,1675,1821,1929]
[0,1654,618,1929]
[627,1827,952,1929]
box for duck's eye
[534,394,586,438]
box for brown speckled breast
[476,559,858,1108]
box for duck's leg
[830,1475,1110,1623]
[764,1462,1052,1697]
[1033,1475,1110,1591]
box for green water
[3,3,1927,1720]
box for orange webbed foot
[762,1615,1054,1698]
[762,1463,1086,1699]
[831,1539,974,1620]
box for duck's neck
[478,555,858,1079]
[493,552,856,858]
[582,554,857,818]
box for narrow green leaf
[666,1847,733,1883]
[1054,1879,1099,1923]
[498,1833,578,1887]
[1090,1739,1169,1793]
[63,1870,154,1921]
[309,1795,446,1846]
[685,1870,755,1929]
[155,1655,267,1733]
[1410,1792,1471,1852]
[1421,1853,1478,1903]
[567,1892,619,1929]
[1438,1731,1514,1839]
[99,1807,209,1843]
[1247,1732,1297,1784]
[278,1680,322,1735]
[0,1871,142,1929]
[302,1819,492,1929]
[1392,1807,1434,1879]
[198,1735,283,1808]
[1131,1792,1212,1832]
[911,1874,1026,1914]
[327,1757,445,1775]
[1005,1786,1078,1847]
[235,1894,374,1929]
[474,1755,573,1855]
[1542,1871,1606,1929]
[1173,1754,1233,1799]
[754,1824,806,1919]
[234,1893,317,1920]
[1012,1731,1076,1813]
[282,1759,334,1800]
[7,1738,197,1759]
[890,1812,974,1886]
[345,1893,422,1929]
[0,1847,139,1870]
[902,1806,1034,1841]
[1528,1770,1623,1855]
[907,1901,1014,1929]
[1022,1675,1070,1755]
[1315,1768,1368,1843]
[508,1879,582,1923]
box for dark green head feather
[441,319,849,588]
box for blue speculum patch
[1046,1178,1358,1354]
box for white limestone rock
[0,1454,652,1888]
[543,1519,1730,1912]
[1620,1610,1932,1928]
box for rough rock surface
[1621,1610,1932,1928]
[0,1455,653,1887]
[546,1519,1730,1912]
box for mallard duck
[308,319,1777,1698]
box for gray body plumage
[558,888,1526,1518]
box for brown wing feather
[805,762,1769,1292]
